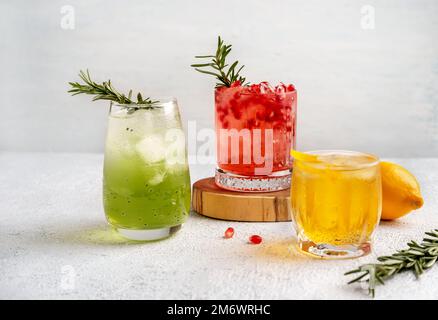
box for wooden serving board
[192,178,291,222]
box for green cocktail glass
[103,99,191,241]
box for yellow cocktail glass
[290,150,382,258]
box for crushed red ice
[230,81,295,95]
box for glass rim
[110,97,177,108]
[295,149,380,170]
[214,86,297,96]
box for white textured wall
[1,0,437,156]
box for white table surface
[1,152,438,300]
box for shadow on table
[189,210,309,261]
[378,219,412,230]
[51,222,148,247]
[255,237,309,262]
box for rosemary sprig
[191,36,247,88]
[345,229,438,297]
[68,70,158,106]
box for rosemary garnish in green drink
[345,229,438,297]
[191,36,248,88]
[68,70,158,108]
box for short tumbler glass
[103,99,191,241]
[214,84,297,192]
[291,150,382,258]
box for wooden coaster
[192,178,291,222]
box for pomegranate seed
[224,227,234,239]
[249,235,262,244]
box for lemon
[290,149,319,162]
[380,161,424,220]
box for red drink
[215,81,297,191]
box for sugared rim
[295,149,380,170]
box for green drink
[103,99,191,241]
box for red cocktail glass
[215,81,297,191]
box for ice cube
[259,81,273,94]
[350,167,378,182]
[126,109,156,137]
[148,171,166,185]
[136,134,166,163]
[275,83,287,94]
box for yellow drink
[291,150,382,258]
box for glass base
[215,168,291,192]
[297,238,371,259]
[116,225,182,241]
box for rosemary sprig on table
[345,229,438,297]
[191,36,247,88]
[68,70,158,107]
